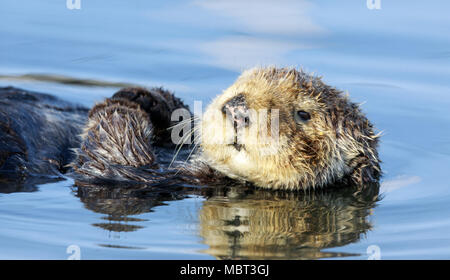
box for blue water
[1,0,450,259]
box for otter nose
[222,94,250,129]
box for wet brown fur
[69,86,191,183]
[71,98,158,181]
[0,86,87,178]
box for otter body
[0,67,381,191]
[0,86,88,178]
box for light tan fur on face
[199,67,380,190]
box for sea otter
[0,67,381,191]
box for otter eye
[295,110,311,123]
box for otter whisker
[167,115,200,131]
[169,125,200,168]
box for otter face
[200,67,379,190]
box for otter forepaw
[112,87,191,146]
[71,98,159,182]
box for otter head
[199,67,380,190]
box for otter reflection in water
[73,181,379,259]
[199,183,380,259]
[73,182,195,234]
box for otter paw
[112,87,191,146]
